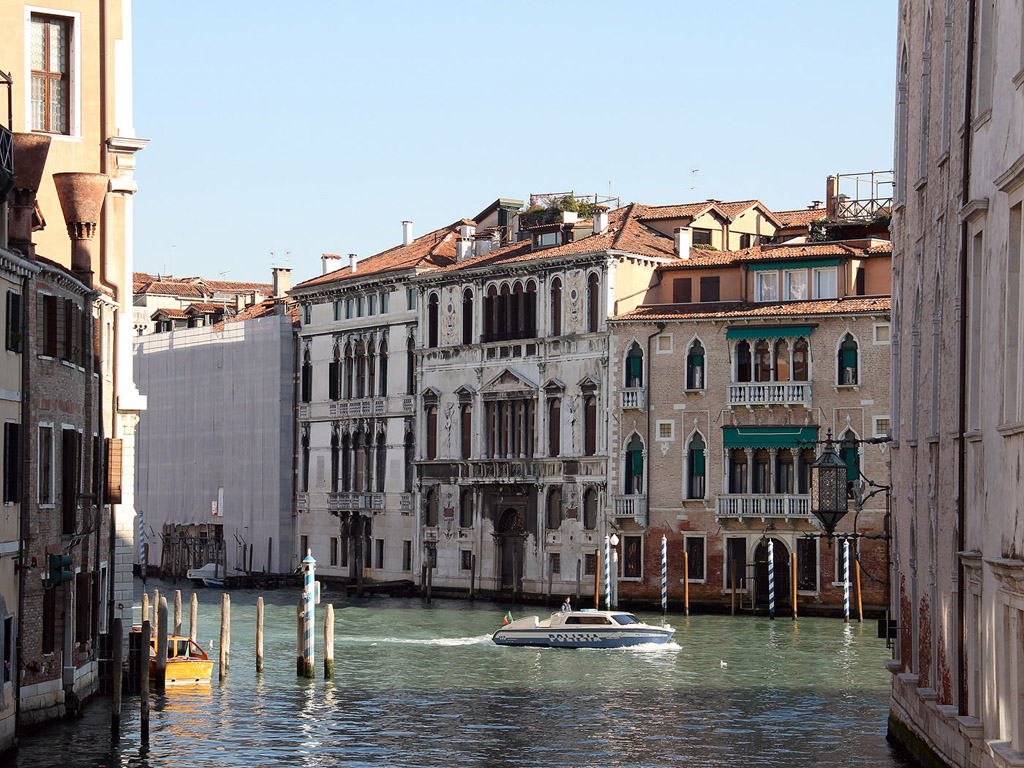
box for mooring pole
[768,539,776,620]
[155,598,168,692]
[791,552,798,621]
[173,590,182,636]
[603,536,611,610]
[843,538,851,623]
[469,554,476,600]
[219,593,230,680]
[190,593,198,645]
[661,536,668,617]
[256,596,264,674]
[295,599,303,676]
[301,550,315,678]
[855,552,864,623]
[111,617,122,738]
[683,549,690,617]
[730,559,737,616]
[140,618,150,743]
[594,548,601,609]
[141,593,149,628]
[324,604,335,680]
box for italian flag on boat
[503,611,513,625]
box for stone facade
[889,1,1024,766]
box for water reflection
[13,580,909,768]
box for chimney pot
[456,237,472,262]
[272,267,292,298]
[8,133,52,256]
[402,220,413,246]
[593,206,609,235]
[674,226,692,260]
[349,253,358,273]
[53,172,109,283]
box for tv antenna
[690,168,700,196]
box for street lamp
[810,430,848,540]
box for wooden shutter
[672,278,692,303]
[92,315,101,374]
[61,298,72,361]
[43,295,58,356]
[105,438,123,504]
[691,448,705,477]
[3,422,21,503]
[6,291,22,353]
[61,428,79,534]
[699,276,720,302]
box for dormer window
[534,231,560,249]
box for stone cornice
[0,246,41,279]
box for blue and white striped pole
[139,511,146,587]
[603,536,611,610]
[768,538,775,620]
[660,536,668,616]
[843,538,851,623]
[301,550,316,677]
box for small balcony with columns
[725,326,814,410]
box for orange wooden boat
[147,634,213,684]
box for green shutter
[628,356,642,379]
[842,348,857,368]
[691,354,703,366]
[631,450,643,475]
[692,450,705,477]
[844,446,860,481]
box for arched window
[686,340,705,390]
[344,342,354,399]
[366,340,376,398]
[896,48,909,201]
[550,277,562,336]
[341,433,352,491]
[300,350,312,403]
[406,338,416,395]
[354,430,366,491]
[462,289,473,344]
[774,339,790,382]
[330,429,339,492]
[547,487,562,529]
[776,449,795,494]
[583,394,597,456]
[586,273,600,332]
[686,433,705,499]
[735,340,751,382]
[729,449,748,493]
[378,340,389,396]
[792,338,809,381]
[375,432,386,492]
[547,398,561,457]
[624,435,644,494]
[483,285,498,341]
[840,431,860,491]
[754,340,771,382]
[424,488,438,527]
[798,448,815,494]
[524,280,537,337]
[329,345,341,400]
[355,341,366,398]
[583,488,598,530]
[838,334,859,385]
[752,449,770,493]
[427,293,439,348]
[459,489,473,528]
[499,284,511,339]
[403,429,414,492]
[364,429,374,492]
[625,343,643,387]
[460,403,472,460]
[300,428,310,491]
[425,404,438,460]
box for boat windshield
[611,614,641,625]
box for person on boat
[561,597,572,613]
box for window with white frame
[813,268,838,299]
[686,433,706,499]
[656,420,674,441]
[29,12,77,136]
[784,269,808,300]
[684,535,706,582]
[873,416,891,438]
[656,334,672,353]
[755,272,779,302]
[838,333,859,385]
[873,323,891,344]
[333,301,342,321]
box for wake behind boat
[492,609,674,649]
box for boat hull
[149,658,214,684]
[492,626,674,649]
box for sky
[131,1,897,286]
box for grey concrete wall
[133,313,295,574]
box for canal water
[15,578,910,768]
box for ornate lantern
[810,431,848,538]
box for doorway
[497,508,525,593]
[754,538,791,612]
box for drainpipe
[956,0,976,720]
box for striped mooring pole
[139,511,146,587]
[768,538,776,620]
[603,536,611,610]
[660,536,667,616]
[843,538,851,623]
[301,550,316,678]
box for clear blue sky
[132,1,897,285]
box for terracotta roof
[715,199,760,216]
[613,295,891,322]
[185,302,230,314]
[293,222,462,290]
[661,241,892,270]
[636,202,717,221]
[151,307,189,319]
[205,280,272,293]
[137,281,207,298]
[435,203,677,274]
[774,209,826,228]
[212,297,299,329]
[133,273,272,297]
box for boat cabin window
[565,615,614,625]
[611,614,640,625]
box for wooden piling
[189,593,198,645]
[420,563,427,599]
[155,598,168,693]
[855,558,864,623]
[173,590,182,636]
[324,604,335,680]
[594,548,601,609]
[296,599,303,676]
[791,552,798,621]
[426,559,432,604]
[111,617,122,738]
[140,618,150,743]
[683,550,690,616]
[256,596,264,674]
[219,593,230,680]
[152,589,159,624]
[730,559,737,616]
[141,593,149,628]
[469,555,476,600]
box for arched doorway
[754,538,791,612]
[497,507,525,593]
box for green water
[14,578,909,768]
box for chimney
[457,237,472,262]
[272,267,292,298]
[402,220,413,246]
[593,206,609,235]
[349,253,357,273]
[321,253,341,274]
[8,133,51,257]
[674,226,692,259]
[825,175,837,218]
[459,220,476,239]
[53,172,109,284]
[473,232,493,258]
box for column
[744,448,754,494]
[768,448,778,494]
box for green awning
[746,259,841,272]
[726,325,814,341]
[723,426,818,449]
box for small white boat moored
[492,609,674,649]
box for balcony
[467,459,537,482]
[726,382,811,408]
[715,493,811,519]
[619,388,645,410]
[613,494,647,524]
[0,125,12,202]
[328,492,384,513]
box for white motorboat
[492,609,674,649]
[185,562,244,587]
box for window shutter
[3,423,21,503]
[631,450,643,476]
[93,315,101,373]
[691,449,705,477]
[842,348,857,369]
[328,361,339,400]
[844,446,860,481]
[628,356,642,380]
[673,278,692,303]
[105,438,123,504]
[43,295,57,356]
[691,354,703,366]
[6,291,22,353]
